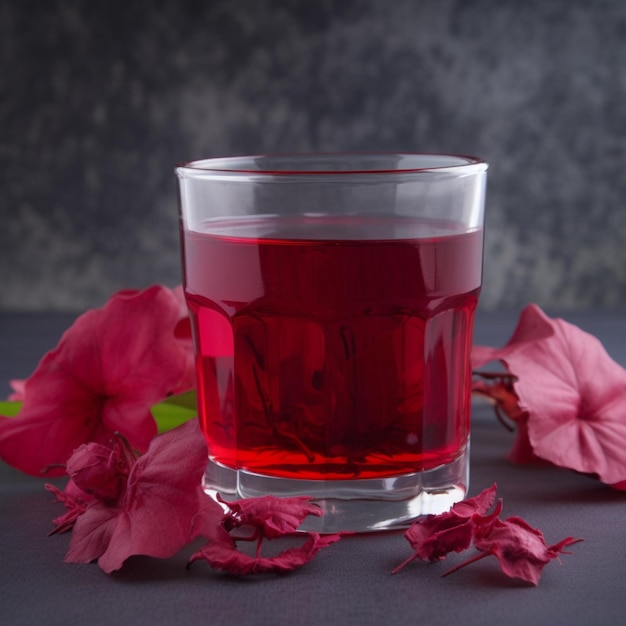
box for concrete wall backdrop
[1,0,625,311]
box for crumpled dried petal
[392,484,497,573]
[472,304,626,488]
[445,515,582,586]
[190,532,340,576]
[189,495,341,576]
[0,285,195,477]
[394,484,581,585]
[222,495,324,538]
[48,418,222,574]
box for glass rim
[176,152,488,179]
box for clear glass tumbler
[176,154,487,532]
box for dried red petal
[446,515,582,585]
[190,495,340,576]
[189,532,340,576]
[452,483,497,518]
[395,483,581,585]
[392,485,497,573]
[222,495,323,538]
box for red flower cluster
[472,304,626,489]
[0,286,195,476]
[393,485,581,585]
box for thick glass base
[203,444,469,533]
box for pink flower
[473,304,626,489]
[48,418,221,573]
[0,285,195,476]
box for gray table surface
[2,310,626,626]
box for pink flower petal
[64,504,120,565]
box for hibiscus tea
[183,216,481,476]
[177,153,487,532]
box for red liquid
[182,216,482,480]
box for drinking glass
[176,153,487,532]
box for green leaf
[151,390,197,433]
[0,401,23,417]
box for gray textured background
[1,0,625,312]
